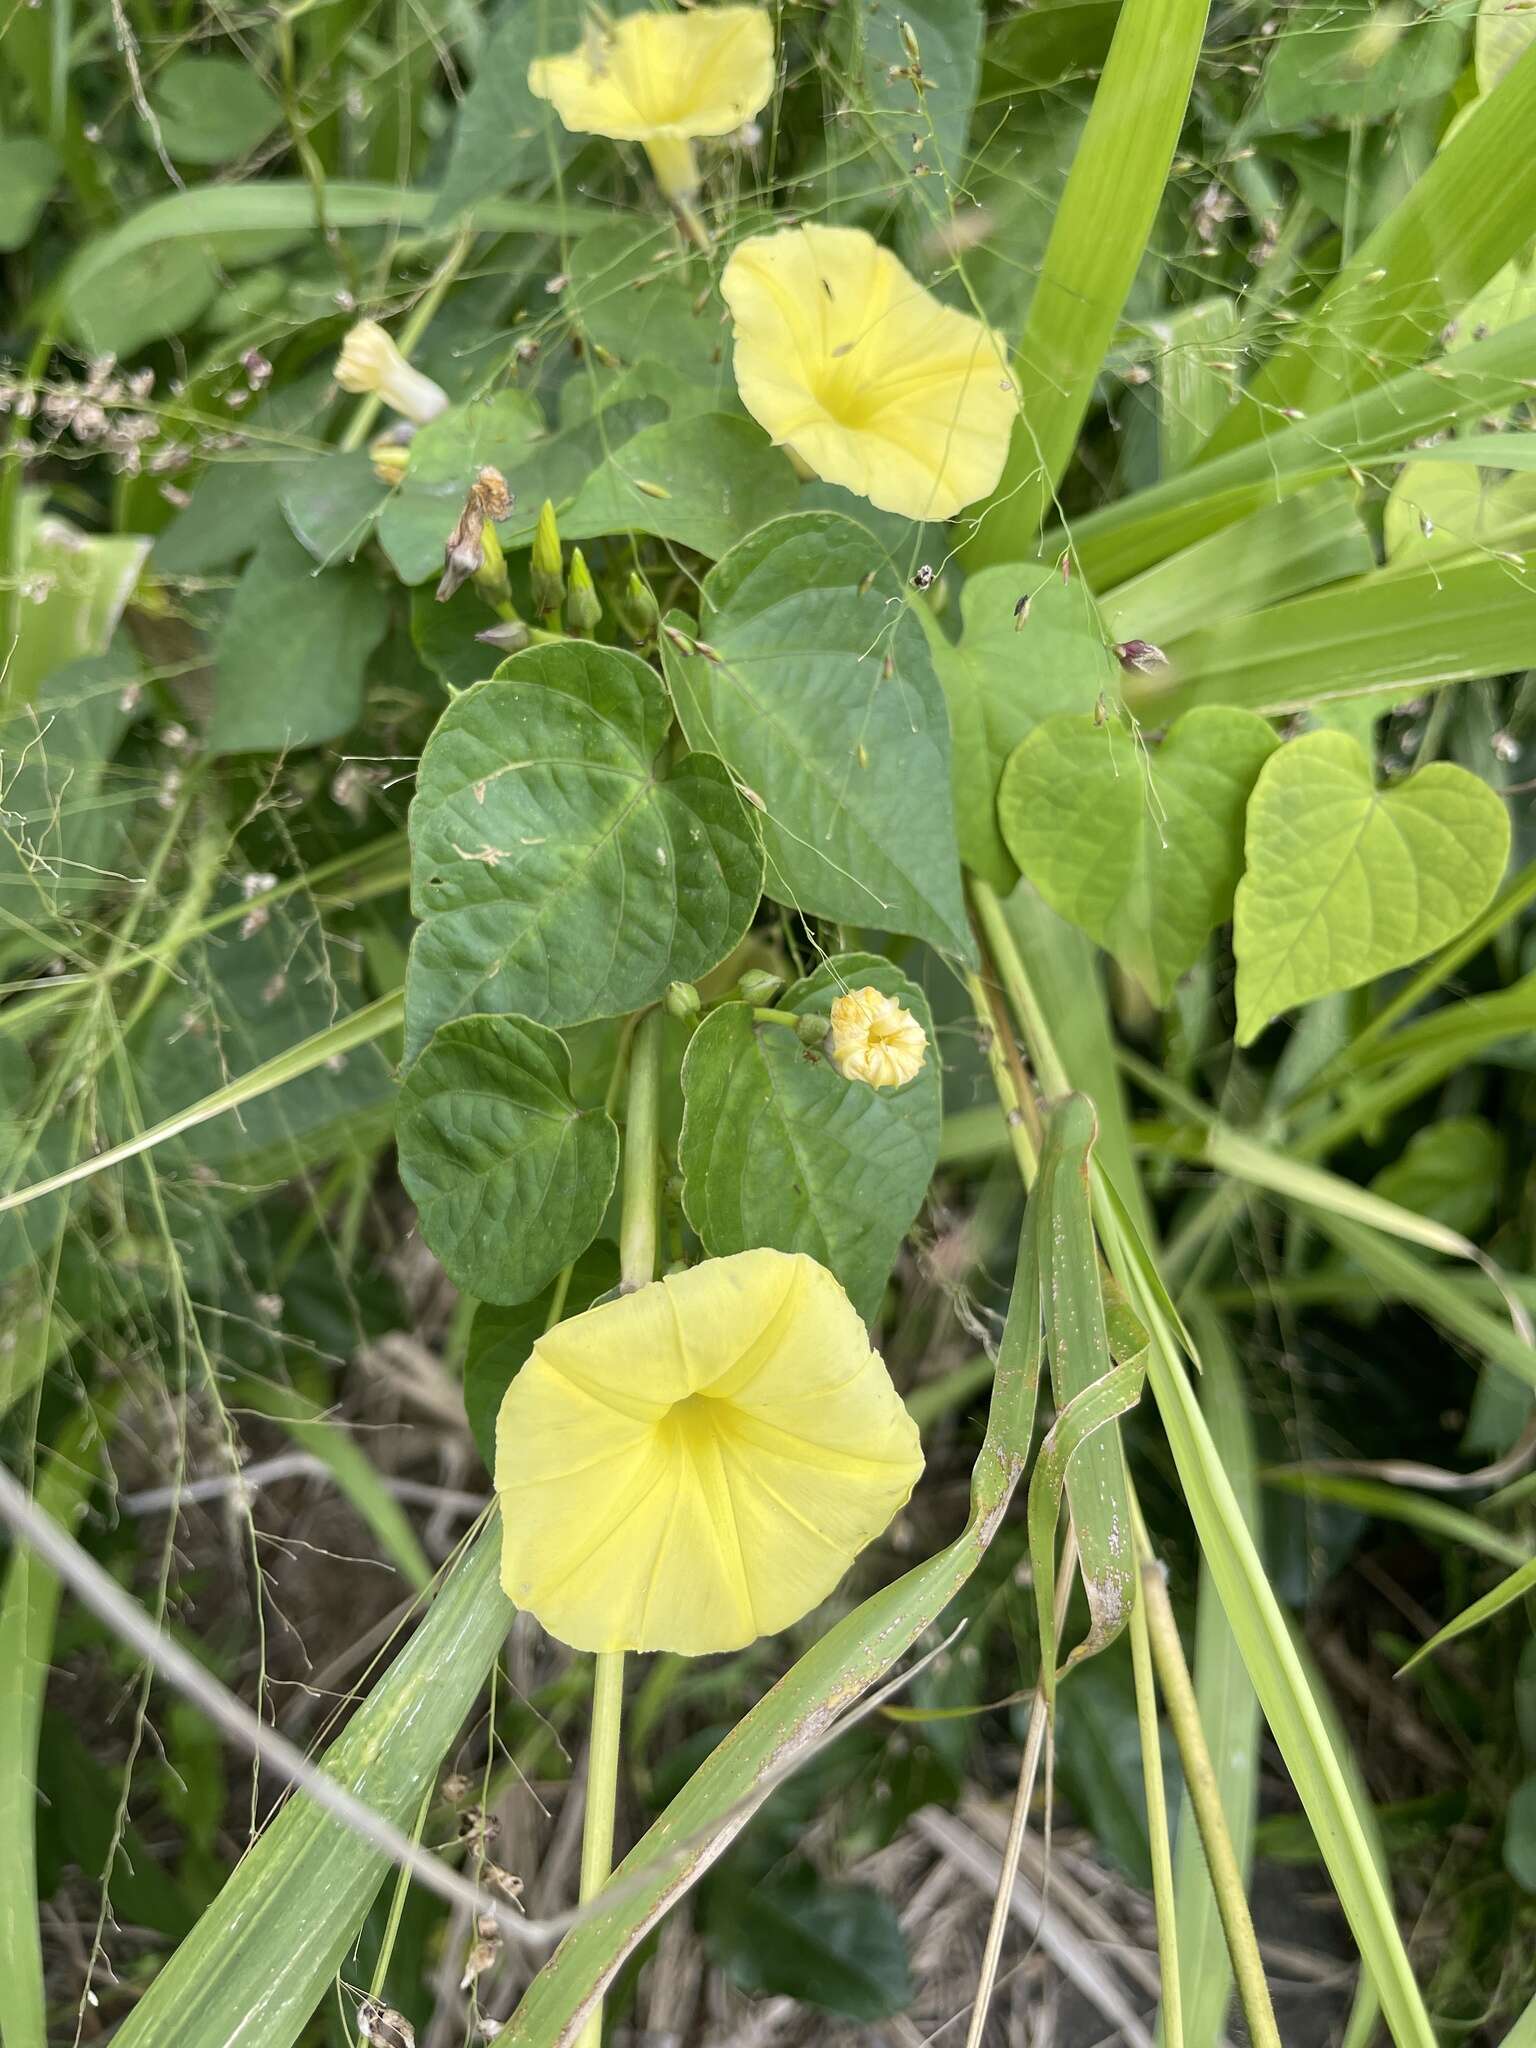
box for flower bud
[828,986,926,1089]
[334,320,448,425]
[566,547,602,635]
[368,435,411,486]
[737,969,784,1005]
[530,499,565,617]
[664,980,701,1021]
[795,1012,829,1047]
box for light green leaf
[661,512,973,959]
[678,955,940,1320]
[280,450,387,567]
[405,641,762,1058]
[1233,732,1511,1043]
[4,493,149,712]
[1257,0,1466,129]
[151,55,279,165]
[397,1014,619,1306]
[556,413,798,560]
[921,565,1115,892]
[208,518,390,754]
[430,0,585,222]
[999,708,1279,1004]
[1397,1553,1536,1675]
[0,138,59,252]
[1384,458,1536,566]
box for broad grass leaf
[998,707,1279,1004]
[1233,732,1510,1044]
[397,1014,618,1306]
[207,518,389,753]
[1478,0,1536,90]
[405,642,762,1057]
[678,954,940,1319]
[661,512,974,959]
[7,494,149,710]
[920,565,1114,892]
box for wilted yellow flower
[720,225,1016,521]
[527,6,774,201]
[495,1249,922,1654]
[828,986,927,1089]
[334,320,448,425]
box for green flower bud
[664,980,701,1021]
[566,547,602,636]
[795,1012,830,1047]
[530,498,564,617]
[736,969,784,1006]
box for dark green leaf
[207,520,390,754]
[678,955,940,1320]
[463,1242,619,1466]
[661,512,973,959]
[702,1858,911,2021]
[280,451,387,567]
[0,138,59,252]
[405,641,762,1057]
[151,56,279,165]
[396,1013,619,1306]
[430,0,586,223]
[557,413,798,560]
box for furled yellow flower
[527,6,774,201]
[333,320,449,425]
[494,1249,922,1654]
[828,986,927,1090]
[720,224,1016,521]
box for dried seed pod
[358,1998,416,2048]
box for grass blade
[1396,1553,1536,1676]
[1165,1305,1261,2048]
[1204,40,1536,449]
[111,1525,511,2048]
[0,1410,103,2048]
[964,0,1211,564]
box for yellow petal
[494,1249,923,1654]
[828,986,927,1089]
[720,224,1017,521]
[527,6,774,144]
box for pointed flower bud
[566,546,602,635]
[530,498,565,617]
[664,980,702,1021]
[828,986,926,1089]
[334,321,448,425]
[737,968,784,1005]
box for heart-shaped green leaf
[678,954,940,1321]
[396,1014,619,1306]
[405,641,762,1059]
[1234,731,1511,1044]
[997,707,1280,1003]
[462,1243,619,1466]
[661,512,973,960]
[920,564,1117,893]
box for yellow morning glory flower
[527,5,774,201]
[828,986,928,1090]
[494,1249,923,1655]
[720,224,1016,521]
[333,320,449,424]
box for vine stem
[576,1006,663,2048]
[1137,1541,1280,2048]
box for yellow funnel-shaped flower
[495,1250,922,1654]
[527,6,774,199]
[721,224,1017,521]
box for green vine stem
[1137,1542,1280,2048]
[575,1005,663,2048]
